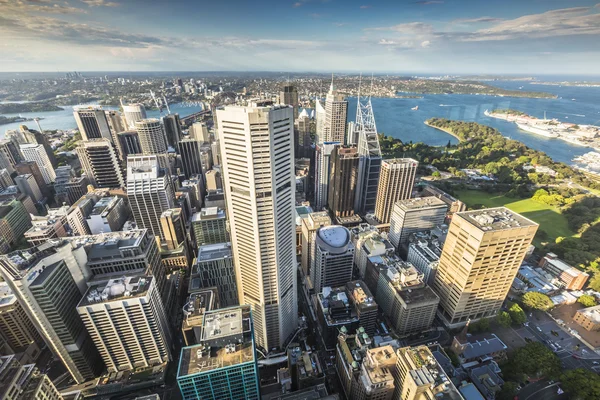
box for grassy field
[454,190,576,244]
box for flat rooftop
[0,282,16,308]
[345,281,377,312]
[404,346,460,400]
[457,207,538,232]
[396,196,447,211]
[195,242,232,263]
[578,304,600,324]
[79,273,152,307]
[192,207,226,221]
[90,196,119,216]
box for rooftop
[195,242,232,263]
[363,345,396,385]
[178,306,255,377]
[90,196,120,216]
[456,334,508,360]
[192,207,226,221]
[316,225,351,249]
[403,346,461,400]
[577,304,600,324]
[344,281,378,312]
[457,207,538,232]
[78,273,152,306]
[396,196,447,211]
[0,282,16,308]
[318,286,360,326]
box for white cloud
[80,0,119,6]
[421,40,431,48]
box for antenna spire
[330,73,334,92]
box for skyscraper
[178,138,204,179]
[0,282,42,350]
[189,122,210,143]
[374,158,418,224]
[294,109,311,159]
[123,103,147,129]
[310,225,354,294]
[136,118,168,155]
[0,243,104,383]
[0,139,22,170]
[16,125,57,169]
[160,208,186,250]
[15,161,49,199]
[280,84,299,119]
[328,145,359,220]
[73,106,113,141]
[315,97,326,143]
[77,272,171,373]
[0,199,32,250]
[15,174,43,203]
[217,105,297,350]
[19,144,56,184]
[191,242,239,307]
[389,197,448,248]
[163,114,183,148]
[117,130,143,157]
[127,155,175,240]
[433,208,538,327]
[191,207,228,247]
[323,80,348,143]
[300,211,332,277]
[314,142,339,211]
[77,139,125,188]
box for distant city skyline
[1,0,599,75]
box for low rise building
[181,288,218,346]
[450,326,508,368]
[24,206,70,245]
[539,253,589,290]
[86,196,129,234]
[574,304,600,331]
[469,364,503,400]
[515,265,560,295]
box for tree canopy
[521,292,554,311]
[560,368,600,400]
[496,311,512,328]
[578,295,597,308]
[508,303,527,325]
[508,342,561,381]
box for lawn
[454,190,576,245]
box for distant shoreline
[423,120,462,141]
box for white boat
[516,122,559,138]
[411,106,418,111]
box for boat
[515,122,559,138]
[411,106,418,111]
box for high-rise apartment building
[163,114,182,148]
[374,158,418,224]
[127,155,175,240]
[322,82,348,143]
[0,243,104,383]
[191,207,228,247]
[77,273,171,373]
[433,208,538,327]
[280,85,299,119]
[389,197,448,247]
[117,131,143,158]
[310,225,354,294]
[314,142,339,211]
[300,211,332,277]
[73,106,113,141]
[178,138,204,179]
[190,242,239,307]
[123,103,147,129]
[136,118,168,155]
[0,282,42,350]
[328,145,359,219]
[160,208,186,250]
[15,174,43,203]
[19,144,56,184]
[217,105,297,350]
[77,139,125,188]
[177,305,260,400]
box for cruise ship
[515,122,559,138]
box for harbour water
[2,81,600,166]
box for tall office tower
[15,161,49,198]
[123,103,147,129]
[54,170,88,206]
[15,174,43,203]
[300,211,332,277]
[354,95,382,214]
[0,148,15,175]
[394,346,462,400]
[0,355,64,400]
[189,122,210,143]
[280,85,299,119]
[0,243,104,383]
[191,207,228,247]
[117,130,143,158]
[0,139,22,170]
[19,144,56,184]
[314,142,339,211]
[210,141,221,165]
[323,81,348,143]
[105,110,126,135]
[178,138,204,179]
[346,121,357,145]
[136,118,168,155]
[77,272,171,373]
[0,282,42,350]
[160,208,186,250]
[77,139,125,188]
[16,126,57,169]
[177,305,260,400]
[294,109,311,159]
[163,114,183,148]
[191,242,239,307]
[310,225,355,294]
[127,155,175,240]
[374,158,418,223]
[199,143,213,172]
[204,169,222,191]
[0,169,12,190]
[217,105,297,350]
[0,199,32,250]
[328,145,359,219]
[433,208,538,327]
[315,97,326,144]
[73,106,113,141]
[389,197,448,248]
[181,175,205,210]
[4,129,27,145]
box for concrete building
[0,282,42,351]
[77,139,125,188]
[328,145,359,220]
[539,253,590,290]
[375,263,439,336]
[314,142,339,211]
[15,161,49,199]
[24,206,70,245]
[178,138,204,179]
[181,175,205,211]
[311,225,354,294]
[15,174,43,203]
[117,130,143,158]
[389,197,448,248]
[54,167,88,206]
[0,199,32,250]
[374,159,418,224]
[123,103,147,129]
[181,288,218,346]
[190,243,238,307]
[189,122,210,143]
[163,114,182,149]
[0,354,64,400]
[350,345,397,400]
[217,105,297,350]
[394,345,462,400]
[322,82,348,144]
[351,225,395,280]
[204,169,222,191]
[86,196,128,234]
[406,227,447,286]
[433,208,538,327]
[77,273,171,373]
[0,169,12,190]
[19,144,55,184]
[127,155,175,240]
[280,85,299,119]
[0,140,21,173]
[294,110,311,159]
[136,119,168,157]
[420,185,467,216]
[301,211,332,279]
[191,207,228,247]
[160,208,186,251]
[73,106,113,141]
[574,305,600,331]
[335,328,373,400]
[177,306,260,400]
[0,243,104,384]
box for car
[536,326,542,332]
[592,361,599,365]
[551,330,559,336]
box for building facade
[374,159,418,224]
[389,197,448,248]
[77,139,125,188]
[311,225,355,294]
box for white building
[217,104,297,351]
[311,225,355,294]
[19,144,56,184]
[123,103,147,129]
[322,82,348,143]
[314,142,339,211]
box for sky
[1,0,599,75]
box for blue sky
[1,0,599,75]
